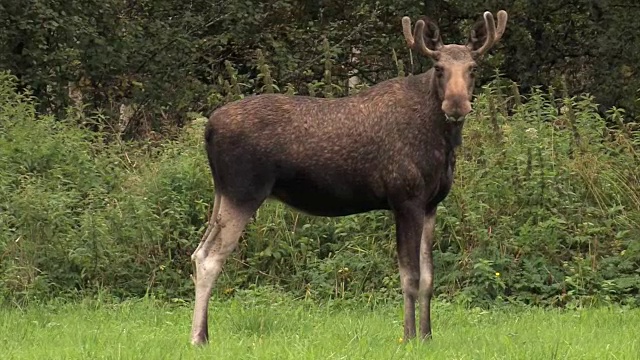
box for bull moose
[189,9,508,345]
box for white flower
[525,127,538,139]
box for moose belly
[270,176,388,217]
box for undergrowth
[0,55,639,309]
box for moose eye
[434,66,444,77]
[469,65,478,75]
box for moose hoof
[190,333,209,346]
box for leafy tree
[1,0,639,134]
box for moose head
[402,11,508,122]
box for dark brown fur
[205,72,454,216]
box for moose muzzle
[442,94,471,122]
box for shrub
[1,65,638,308]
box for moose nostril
[459,102,472,116]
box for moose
[189,10,508,345]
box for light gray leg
[192,192,222,267]
[190,195,257,345]
[419,209,437,339]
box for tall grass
[0,52,638,309]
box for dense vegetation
[1,58,638,307]
[0,0,639,309]
[2,0,640,136]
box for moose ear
[418,16,443,50]
[467,18,489,52]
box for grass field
[1,295,639,360]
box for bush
[1,67,639,308]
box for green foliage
[5,0,638,138]
[442,79,640,307]
[1,47,639,309]
[0,72,212,302]
[1,0,217,135]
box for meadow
[2,291,639,360]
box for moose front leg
[394,202,426,341]
[419,208,437,339]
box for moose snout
[442,95,471,120]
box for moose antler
[471,10,508,57]
[402,16,440,60]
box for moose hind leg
[191,192,222,283]
[190,195,259,345]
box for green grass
[1,296,639,359]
